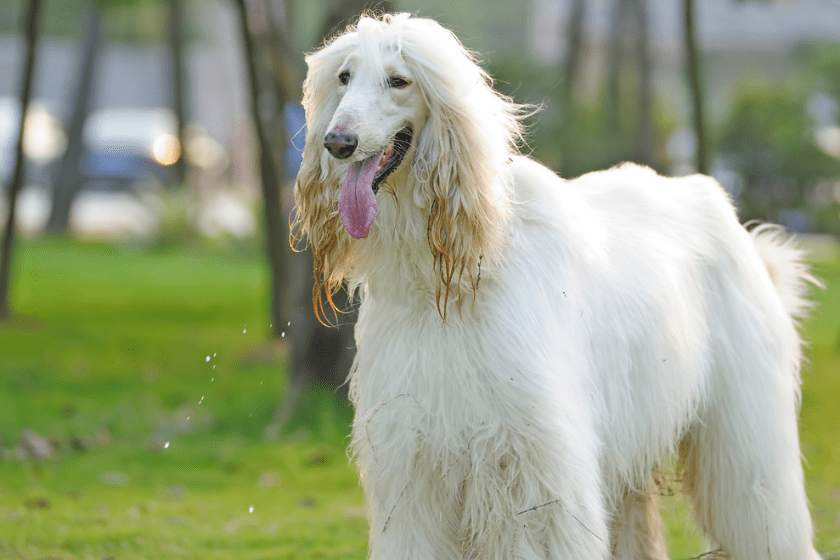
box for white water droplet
[211,377,214,382]
[199,396,204,404]
[287,322,290,326]
[164,442,170,449]
[281,332,285,338]
[205,356,210,362]
[243,328,247,334]
[213,353,217,357]
[248,505,254,513]
[212,365,216,369]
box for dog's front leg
[362,459,465,560]
[456,426,611,560]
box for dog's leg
[679,372,821,560]
[361,444,610,560]
[455,427,611,560]
[363,464,465,560]
[610,478,670,560]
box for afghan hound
[292,12,821,560]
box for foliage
[489,57,678,179]
[800,41,840,102]
[717,82,835,219]
[0,239,838,557]
[716,44,840,231]
[0,0,185,43]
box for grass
[0,237,838,559]
[0,238,366,559]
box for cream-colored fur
[293,13,821,560]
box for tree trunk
[262,0,303,101]
[0,0,43,321]
[684,0,707,174]
[168,0,188,187]
[560,0,585,169]
[233,0,287,343]
[631,0,653,167]
[255,0,336,420]
[606,0,629,163]
[47,5,102,233]
[562,0,585,109]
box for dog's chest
[349,303,568,463]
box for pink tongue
[339,152,383,239]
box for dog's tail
[749,223,822,322]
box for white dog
[293,13,821,560]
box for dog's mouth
[339,126,413,239]
[372,126,413,194]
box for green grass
[0,237,838,559]
[0,238,366,559]
[800,259,840,556]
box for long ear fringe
[407,29,530,320]
[293,160,359,326]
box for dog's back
[527,159,820,560]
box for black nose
[324,131,358,160]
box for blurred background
[0,1,838,559]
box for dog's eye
[387,76,410,89]
[338,71,350,86]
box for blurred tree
[233,0,310,435]
[605,0,653,167]
[262,0,303,101]
[167,0,187,186]
[0,0,43,321]
[632,0,653,167]
[47,4,102,232]
[233,0,287,348]
[606,0,629,162]
[683,0,707,174]
[560,0,585,161]
[255,0,330,429]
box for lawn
[0,237,838,559]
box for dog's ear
[292,42,356,324]
[413,101,496,317]
[395,17,525,319]
[411,68,522,319]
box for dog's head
[293,13,526,320]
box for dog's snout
[324,131,358,160]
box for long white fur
[294,13,822,560]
